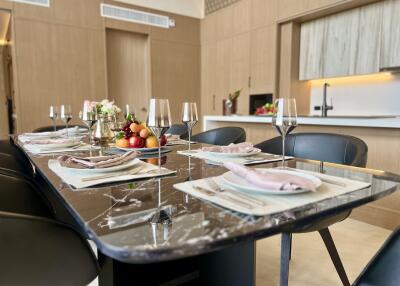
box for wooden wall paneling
[232,0,250,35]
[251,0,277,29]
[106,29,151,121]
[322,9,360,78]
[277,0,345,21]
[104,18,151,35]
[200,12,217,44]
[231,32,250,115]
[0,45,8,139]
[0,0,12,9]
[215,38,232,115]
[215,5,233,40]
[201,42,218,115]
[380,0,400,70]
[250,24,277,95]
[299,18,326,80]
[151,40,200,124]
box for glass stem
[188,126,192,155]
[158,137,161,171]
[282,133,286,168]
[66,121,69,137]
[53,119,56,131]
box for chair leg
[288,233,292,260]
[280,233,291,286]
[319,228,350,286]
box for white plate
[60,158,141,173]
[204,148,261,158]
[222,168,322,195]
[116,146,168,153]
[37,141,82,149]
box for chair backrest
[32,125,87,133]
[191,127,246,146]
[0,140,33,176]
[255,132,368,167]
[167,124,189,139]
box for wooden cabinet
[251,0,277,29]
[299,1,383,80]
[250,25,277,94]
[216,38,232,113]
[380,0,400,70]
[201,43,218,115]
[278,0,344,21]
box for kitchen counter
[203,115,400,130]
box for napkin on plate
[224,162,316,192]
[23,138,81,145]
[58,150,139,169]
[202,142,256,153]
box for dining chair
[0,140,34,176]
[353,226,400,286]
[32,124,88,132]
[191,127,246,146]
[167,124,189,139]
[0,210,98,286]
[255,132,368,286]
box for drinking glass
[181,102,198,155]
[272,98,298,168]
[146,99,171,171]
[49,106,59,131]
[79,102,98,147]
[60,105,72,136]
[124,104,135,119]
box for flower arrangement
[84,99,121,116]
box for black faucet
[314,83,333,117]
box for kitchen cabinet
[380,0,400,70]
[299,1,383,80]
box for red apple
[129,135,144,148]
[160,135,167,146]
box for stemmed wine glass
[79,102,98,147]
[146,98,171,171]
[49,106,59,131]
[272,98,298,168]
[181,102,198,155]
[60,105,72,137]
[124,104,135,119]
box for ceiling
[0,10,11,45]
[205,0,240,15]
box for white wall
[309,73,400,116]
[113,0,205,18]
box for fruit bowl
[255,103,275,116]
[114,115,167,149]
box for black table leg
[98,240,255,286]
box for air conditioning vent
[11,0,50,7]
[100,3,174,29]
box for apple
[139,128,149,139]
[129,123,140,133]
[159,134,167,146]
[129,135,144,148]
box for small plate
[60,158,141,173]
[222,168,322,195]
[204,148,261,158]
[37,141,82,149]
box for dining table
[12,138,400,286]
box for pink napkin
[224,162,316,192]
[58,151,139,169]
[24,138,80,145]
[202,142,256,153]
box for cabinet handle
[212,94,216,111]
[141,107,147,112]
[248,76,251,88]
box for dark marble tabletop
[17,142,400,264]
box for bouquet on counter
[84,99,121,116]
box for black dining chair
[353,226,400,286]
[167,124,189,139]
[255,132,368,286]
[32,124,88,133]
[191,127,246,146]
[0,211,98,286]
[0,140,34,176]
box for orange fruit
[115,138,129,148]
[129,123,140,133]
[145,136,158,148]
[139,128,149,139]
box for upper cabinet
[380,0,400,70]
[299,1,385,80]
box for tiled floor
[89,219,391,286]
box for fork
[81,166,159,182]
[205,178,267,207]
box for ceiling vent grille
[11,0,50,7]
[100,3,174,29]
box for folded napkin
[224,162,316,192]
[23,138,81,145]
[202,142,255,153]
[58,151,139,169]
[165,134,180,140]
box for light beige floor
[89,219,391,286]
[256,219,391,286]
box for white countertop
[203,115,400,130]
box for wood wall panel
[380,0,400,69]
[0,45,9,139]
[201,42,218,116]
[232,0,250,35]
[251,0,277,29]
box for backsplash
[309,73,400,116]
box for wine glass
[181,102,198,155]
[272,98,298,168]
[49,106,59,131]
[60,105,72,136]
[79,102,98,147]
[124,104,135,119]
[146,99,171,171]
